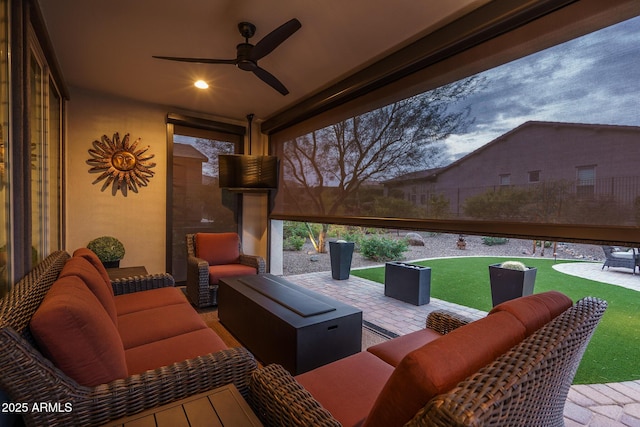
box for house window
[576,166,596,197]
[528,170,540,183]
[499,174,511,186]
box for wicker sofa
[248,291,607,427]
[0,250,257,427]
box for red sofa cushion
[117,302,208,349]
[30,276,128,387]
[59,256,118,325]
[72,247,113,290]
[114,286,187,316]
[208,264,257,285]
[367,328,442,367]
[363,311,526,427]
[125,328,228,375]
[196,232,240,266]
[296,351,395,427]
[489,290,572,335]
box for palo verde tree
[281,76,484,252]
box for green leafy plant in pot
[488,260,536,307]
[87,236,125,268]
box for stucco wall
[65,88,169,273]
[64,87,269,274]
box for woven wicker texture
[186,233,266,307]
[247,297,606,427]
[0,251,258,427]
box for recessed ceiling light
[194,80,209,89]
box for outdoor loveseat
[249,291,607,426]
[0,250,256,427]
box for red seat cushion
[30,276,128,387]
[296,352,395,427]
[59,256,118,325]
[125,328,228,375]
[367,328,442,367]
[363,311,526,427]
[72,247,113,290]
[114,287,187,316]
[208,263,257,285]
[489,290,572,335]
[117,302,208,349]
[195,232,240,266]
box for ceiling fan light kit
[153,18,301,95]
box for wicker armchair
[186,232,266,307]
[0,251,258,427]
[601,245,637,274]
[248,297,607,427]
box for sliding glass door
[168,122,244,282]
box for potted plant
[87,236,125,268]
[488,260,536,307]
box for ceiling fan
[153,18,301,95]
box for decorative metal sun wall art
[87,132,156,195]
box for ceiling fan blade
[253,67,289,95]
[152,55,237,65]
[250,18,301,61]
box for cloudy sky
[443,15,640,160]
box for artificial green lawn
[352,257,640,384]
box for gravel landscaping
[282,231,605,276]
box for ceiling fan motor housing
[236,43,257,71]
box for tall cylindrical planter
[489,263,537,307]
[329,241,355,280]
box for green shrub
[482,236,509,246]
[283,221,308,239]
[360,236,408,261]
[283,235,305,251]
[87,236,125,262]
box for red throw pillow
[30,276,128,387]
[489,290,572,335]
[363,311,526,427]
[73,247,113,290]
[59,256,118,325]
[195,233,240,266]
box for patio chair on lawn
[601,245,637,274]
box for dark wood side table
[101,384,262,427]
[106,266,148,281]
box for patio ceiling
[37,0,490,122]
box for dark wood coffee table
[218,274,362,375]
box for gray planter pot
[329,241,355,280]
[489,263,537,307]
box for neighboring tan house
[384,121,640,221]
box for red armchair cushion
[364,311,526,427]
[195,232,240,266]
[59,256,118,325]
[125,328,228,375]
[30,276,128,387]
[296,352,395,427]
[208,264,257,285]
[72,247,113,290]
[367,328,442,367]
[489,290,572,335]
